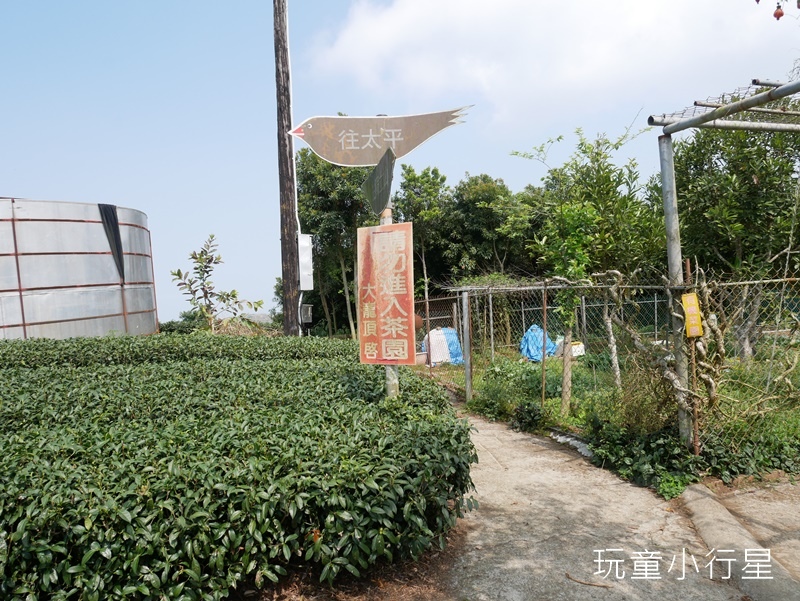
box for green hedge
[0,337,476,600]
[0,333,358,370]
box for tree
[519,131,664,277]
[523,145,594,416]
[445,174,517,278]
[668,128,800,359]
[296,148,373,339]
[393,165,451,331]
[515,130,663,409]
[171,235,263,333]
[672,128,800,274]
[268,277,284,330]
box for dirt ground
[237,526,466,600]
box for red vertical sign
[357,222,415,365]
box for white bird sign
[289,107,469,167]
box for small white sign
[299,233,313,291]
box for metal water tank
[0,197,158,339]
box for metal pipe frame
[649,117,800,133]
[693,100,800,118]
[650,78,800,446]
[649,79,800,134]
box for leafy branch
[171,234,263,333]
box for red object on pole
[356,222,416,366]
[775,4,785,19]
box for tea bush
[0,333,358,369]
[0,336,476,599]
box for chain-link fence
[691,276,800,453]
[414,273,800,453]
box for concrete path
[446,414,800,601]
[684,479,800,601]
[713,478,800,584]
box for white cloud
[309,0,798,125]
[295,0,800,192]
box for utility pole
[274,0,299,335]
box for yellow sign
[681,293,704,338]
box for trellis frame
[648,77,800,445]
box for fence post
[541,284,548,408]
[660,133,693,447]
[462,290,472,402]
[654,292,659,342]
[580,295,588,346]
[489,293,495,362]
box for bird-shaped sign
[289,107,469,167]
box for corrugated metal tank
[0,198,158,339]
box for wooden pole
[685,258,701,456]
[462,290,472,403]
[274,0,300,335]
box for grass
[450,339,800,497]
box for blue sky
[2,1,800,321]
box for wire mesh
[649,80,800,127]
[415,273,800,453]
[693,276,800,453]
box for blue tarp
[442,327,464,365]
[519,324,556,362]
[421,327,464,366]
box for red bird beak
[290,126,304,138]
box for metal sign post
[356,220,415,397]
[382,207,399,398]
[291,108,468,398]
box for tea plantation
[0,334,477,600]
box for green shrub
[0,339,476,599]
[586,422,702,499]
[470,356,603,424]
[586,414,800,498]
[469,358,559,420]
[701,428,800,484]
[158,310,207,334]
[0,333,359,370]
[510,399,546,433]
[583,351,612,371]
[611,357,675,435]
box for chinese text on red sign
[357,223,415,365]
